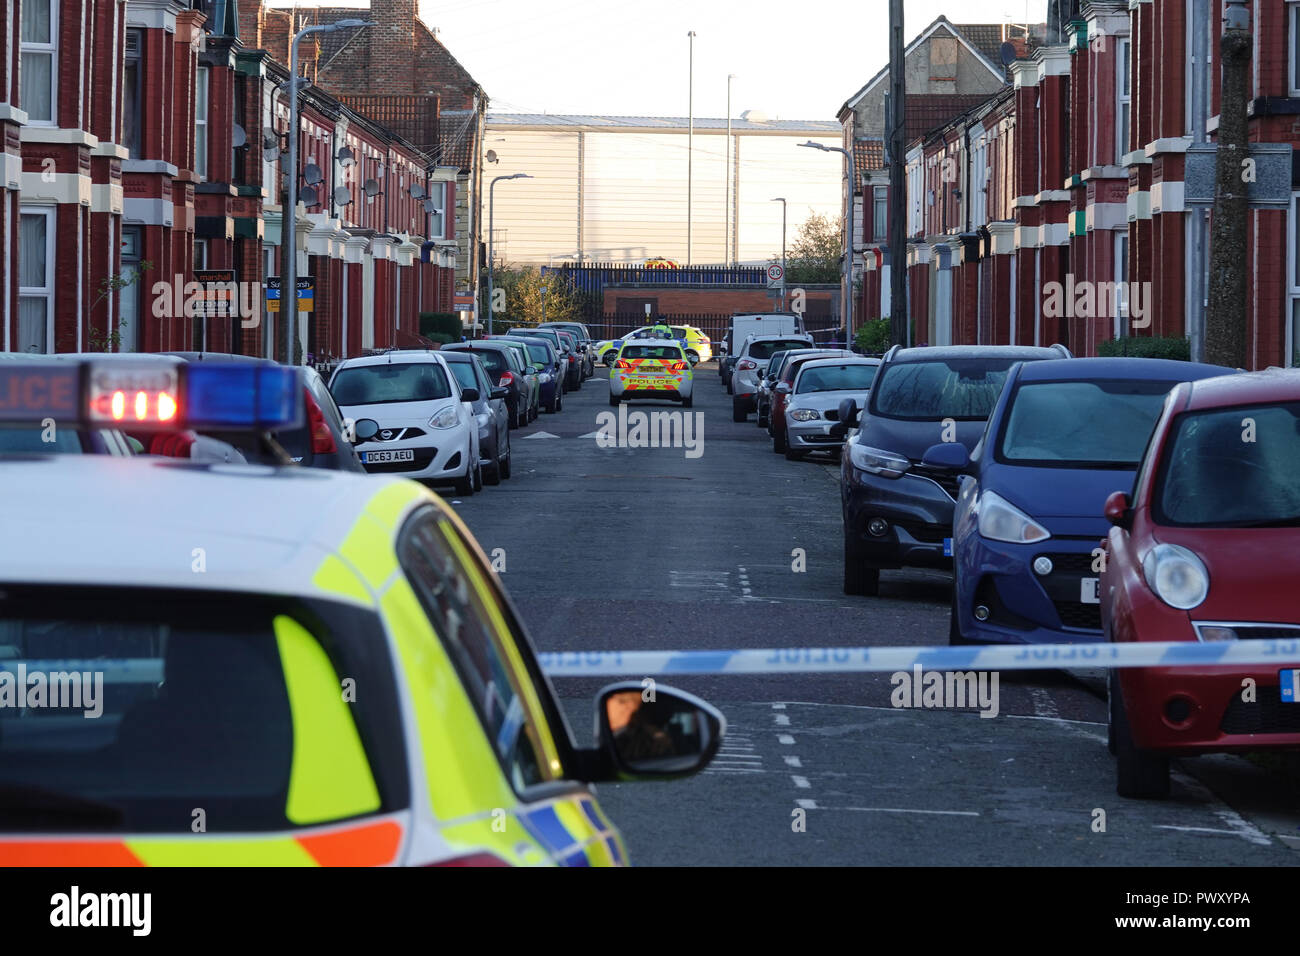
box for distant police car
[608,339,694,407]
[0,358,724,866]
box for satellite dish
[485,149,498,164]
[423,198,440,213]
[363,178,381,198]
[411,183,426,199]
[232,124,247,148]
[333,186,353,207]
[337,145,356,167]
[301,185,319,207]
[999,41,1017,67]
[264,146,280,164]
[302,163,324,185]
[263,127,280,151]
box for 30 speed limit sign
[767,264,785,288]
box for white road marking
[777,734,795,745]
[784,756,803,768]
[737,565,753,600]
[702,768,766,774]
[521,431,559,439]
[1172,770,1274,846]
[771,703,786,710]
[825,807,981,817]
[774,713,790,726]
[792,776,811,789]
[796,799,819,810]
[578,431,601,438]
[1029,687,1060,719]
[1155,825,1250,837]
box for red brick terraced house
[852,0,1300,369]
[3,0,459,360]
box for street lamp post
[487,172,532,336]
[772,197,787,312]
[797,141,855,349]
[687,31,696,266]
[727,73,736,267]
[283,19,373,364]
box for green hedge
[419,312,463,340]
[424,331,456,346]
[1097,336,1190,360]
[854,318,894,354]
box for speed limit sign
[767,264,785,287]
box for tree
[773,213,843,284]
[482,265,592,328]
[87,260,153,352]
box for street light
[283,18,374,364]
[771,197,787,312]
[687,31,696,266]
[487,172,532,336]
[726,74,736,266]
[798,140,855,349]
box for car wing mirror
[836,397,859,428]
[490,386,508,400]
[588,682,725,781]
[921,442,970,471]
[1104,490,1133,530]
[352,418,379,443]
[775,382,792,395]
[460,387,480,403]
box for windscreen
[748,340,812,360]
[870,358,1019,421]
[620,345,684,361]
[999,380,1173,467]
[466,350,506,377]
[0,426,86,454]
[526,344,551,365]
[1155,402,1300,527]
[331,363,452,405]
[796,364,878,394]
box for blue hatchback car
[931,357,1233,645]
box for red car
[1100,369,1300,798]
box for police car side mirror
[353,418,379,442]
[593,682,725,781]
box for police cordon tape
[538,638,1300,676]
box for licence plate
[1080,578,1100,604]
[362,449,414,464]
[1282,670,1300,703]
[943,538,953,557]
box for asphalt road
[452,360,1300,866]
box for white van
[720,313,805,390]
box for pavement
[451,360,1300,866]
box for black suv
[836,344,1069,596]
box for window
[873,188,887,242]
[20,0,57,123]
[426,182,446,238]
[1117,38,1131,161]
[119,226,143,353]
[194,67,209,179]
[1290,3,1300,96]
[1289,193,1300,366]
[330,363,452,405]
[998,380,1173,468]
[194,238,208,270]
[18,208,55,353]
[123,30,143,158]
[1114,230,1129,338]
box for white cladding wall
[484,124,841,266]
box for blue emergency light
[0,360,303,431]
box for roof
[1016,357,1237,383]
[889,345,1066,363]
[854,138,885,171]
[906,93,999,143]
[0,456,426,601]
[336,350,447,368]
[486,114,840,133]
[838,17,1013,118]
[1183,368,1300,411]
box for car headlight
[790,408,821,422]
[976,490,1050,544]
[849,444,910,478]
[1142,543,1209,610]
[429,406,460,429]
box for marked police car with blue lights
[0,357,724,867]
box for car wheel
[681,394,693,408]
[508,403,519,429]
[473,460,484,492]
[773,428,787,454]
[1111,670,1170,798]
[732,397,747,422]
[757,409,767,428]
[484,455,502,486]
[686,350,699,364]
[842,527,880,597]
[556,389,563,412]
[726,378,734,395]
[785,446,804,461]
[453,455,475,497]
[609,393,620,408]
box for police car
[0,358,724,866]
[608,339,695,407]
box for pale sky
[414,0,1048,119]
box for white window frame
[872,187,887,242]
[1113,229,1129,339]
[195,66,209,180]
[18,206,56,353]
[1289,3,1300,96]
[427,181,447,239]
[20,0,58,126]
[1288,192,1300,366]
[1117,38,1131,163]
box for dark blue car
[931,357,1233,646]
[508,335,565,413]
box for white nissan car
[329,350,482,496]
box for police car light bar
[0,360,303,431]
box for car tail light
[568,354,575,364]
[498,371,514,387]
[669,361,686,372]
[304,388,336,454]
[737,359,758,371]
[615,360,633,370]
[425,852,512,866]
